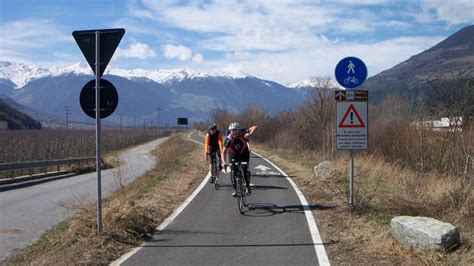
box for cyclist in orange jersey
[204,123,223,183]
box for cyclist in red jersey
[222,122,257,196]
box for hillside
[0,97,41,129]
[361,25,474,101]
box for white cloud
[0,18,72,63]
[193,35,444,84]
[420,0,474,25]
[0,19,69,54]
[162,44,192,61]
[116,42,157,59]
[192,53,204,62]
[137,1,336,52]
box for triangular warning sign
[72,28,125,78]
[338,104,365,128]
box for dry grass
[4,134,208,265]
[252,144,474,265]
[4,132,472,265]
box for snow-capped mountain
[0,61,253,88]
[0,61,306,125]
[0,61,56,88]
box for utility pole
[155,106,162,130]
[64,106,72,132]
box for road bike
[230,160,249,214]
[209,152,220,189]
[344,76,358,85]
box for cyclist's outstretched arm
[248,126,257,135]
[244,126,257,138]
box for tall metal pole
[95,31,103,233]
[64,106,71,132]
[349,150,354,208]
[156,106,162,132]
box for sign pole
[73,28,125,233]
[334,56,368,210]
[349,150,354,207]
[95,30,103,233]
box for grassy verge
[3,133,207,265]
[252,144,473,265]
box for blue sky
[1,0,473,84]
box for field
[0,129,165,163]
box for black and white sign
[72,28,125,78]
[177,117,188,125]
[79,79,118,119]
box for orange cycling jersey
[205,130,223,154]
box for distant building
[430,117,463,131]
[413,117,463,132]
[0,121,7,130]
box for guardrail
[0,157,96,185]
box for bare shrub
[319,153,474,237]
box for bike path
[116,131,329,265]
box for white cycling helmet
[229,122,240,130]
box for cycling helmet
[229,122,240,130]
[208,123,217,130]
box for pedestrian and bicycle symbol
[335,57,367,89]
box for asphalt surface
[0,137,168,262]
[118,131,325,265]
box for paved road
[116,131,329,265]
[0,137,168,262]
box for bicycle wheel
[241,168,247,206]
[213,157,219,189]
[236,176,244,214]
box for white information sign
[336,101,368,150]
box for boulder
[391,216,460,251]
[313,161,331,178]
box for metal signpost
[335,56,368,208]
[73,28,125,233]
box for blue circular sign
[335,56,367,89]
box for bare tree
[426,78,474,127]
[300,77,336,158]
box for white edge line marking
[111,131,210,265]
[252,151,331,266]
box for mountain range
[0,25,472,128]
[0,62,306,127]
